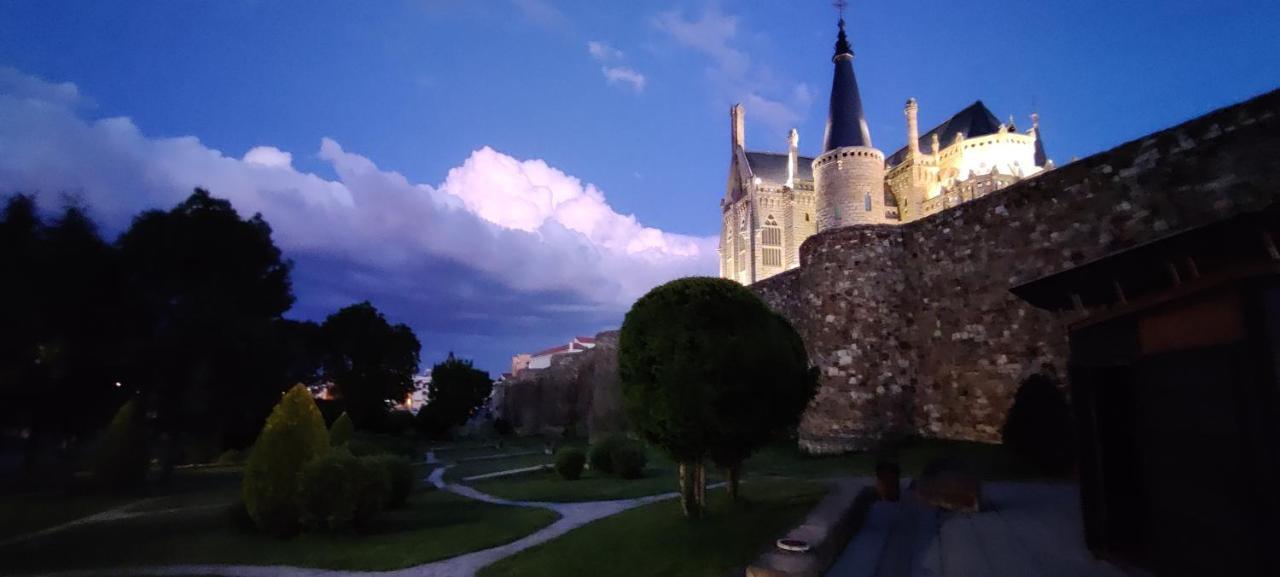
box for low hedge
[554,447,586,480]
[611,442,647,479]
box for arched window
[761,215,782,247]
[864,190,873,211]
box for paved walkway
[15,455,686,577]
[827,482,1137,577]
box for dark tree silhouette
[416,353,491,438]
[320,302,420,430]
[117,188,295,470]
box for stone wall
[498,331,625,440]
[755,88,1280,453]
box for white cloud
[242,146,293,168]
[0,66,89,109]
[587,41,646,92]
[652,4,809,137]
[0,68,715,312]
[587,40,624,62]
[602,66,646,92]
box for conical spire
[1031,112,1048,167]
[822,18,872,152]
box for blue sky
[2,0,1278,374]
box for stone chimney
[786,128,799,188]
[730,103,745,151]
[905,98,920,157]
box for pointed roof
[1032,113,1049,167]
[885,101,1002,167]
[821,19,872,152]
[744,151,815,185]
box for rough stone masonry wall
[755,88,1280,452]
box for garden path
[15,452,689,577]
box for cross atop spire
[833,0,847,19]
[832,13,853,61]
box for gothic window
[763,248,783,267]
[864,190,873,211]
[762,215,781,247]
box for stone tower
[813,18,888,231]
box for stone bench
[747,479,876,577]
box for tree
[242,384,328,535]
[1002,372,1076,475]
[321,302,420,430]
[619,277,817,516]
[117,188,295,469]
[329,412,354,446]
[90,399,149,491]
[416,353,491,438]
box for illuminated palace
[719,18,1051,284]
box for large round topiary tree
[242,383,329,535]
[619,277,817,517]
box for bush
[371,454,415,508]
[588,435,626,474]
[329,412,354,447]
[611,442,648,480]
[1002,373,1076,475]
[554,447,586,480]
[297,449,360,530]
[347,431,416,458]
[353,456,392,526]
[242,384,329,535]
[493,417,514,437]
[90,399,149,491]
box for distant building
[520,336,597,371]
[392,372,432,414]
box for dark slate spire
[1031,112,1049,167]
[822,18,872,152]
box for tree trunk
[677,461,697,518]
[695,462,706,512]
[725,463,740,501]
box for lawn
[478,479,827,577]
[444,452,552,482]
[0,493,136,540]
[469,446,719,502]
[0,489,560,573]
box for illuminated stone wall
[756,89,1280,452]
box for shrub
[554,447,586,480]
[1002,373,1076,475]
[90,399,149,491]
[329,412,354,447]
[588,435,624,474]
[493,417,514,437]
[297,448,360,530]
[371,454,415,508]
[347,431,416,458]
[611,442,648,480]
[353,456,392,526]
[242,384,329,535]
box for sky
[1,0,1278,375]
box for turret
[813,17,887,231]
[905,98,920,157]
[786,128,799,188]
[730,103,745,151]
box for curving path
[15,451,687,577]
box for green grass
[479,479,827,577]
[444,453,552,483]
[469,446,718,502]
[0,493,136,540]
[0,490,560,573]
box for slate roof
[885,101,1003,168]
[822,20,872,152]
[744,151,815,185]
